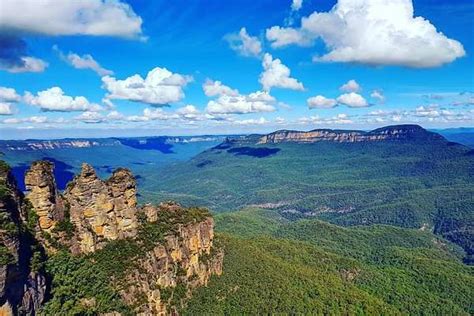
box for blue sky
[0,0,473,139]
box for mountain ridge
[256,124,445,144]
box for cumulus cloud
[106,110,125,121]
[203,79,239,97]
[0,0,143,39]
[336,92,369,108]
[203,78,277,115]
[75,111,104,123]
[0,87,21,102]
[55,46,113,76]
[259,53,304,91]
[102,67,193,106]
[24,87,102,112]
[0,103,14,115]
[266,26,312,48]
[370,90,385,103]
[291,0,303,11]
[339,79,361,93]
[307,95,337,109]
[206,90,276,114]
[0,35,48,73]
[226,27,262,58]
[266,0,465,68]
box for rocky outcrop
[258,125,444,144]
[18,161,223,314]
[25,161,65,231]
[121,206,223,315]
[63,163,139,253]
[0,162,46,315]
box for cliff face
[25,161,65,232]
[258,125,444,144]
[0,163,46,315]
[11,161,222,314]
[62,164,138,253]
[122,203,223,315]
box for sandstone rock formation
[122,213,223,315]
[2,160,223,314]
[258,124,444,144]
[63,164,139,253]
[24,161,65,231]
[0,163,46,315]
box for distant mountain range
[0,126,472,151]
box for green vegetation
[43,251,132,315]
[42,205,211,314]
[184,208,474,315]
[52,202,74,239]
[0,245,15,265]
[147,138,473,262]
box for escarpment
[257,124,444,144]
[0,162,46,315]
[1,160,223,315]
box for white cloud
[204,78,277,115]
[370,90,385,103]
[102,67,193,106]
[231,117,269,125]
[0,103,14,115]
[0,87,21,102]
[307,95,337,109]
[291,0,303,11]
[55,46,113,76]
[259,53,304,91]
[339,79,361,93]
[106,110,125,121]
[0,0,143,39]
[336,92,369,108]
[298,113,353,125]
[3,56,48,73]
[75,111,104,123]
[226,27,262,58]
[176,105,202,120]
[203,79,239,97]
[3,116,48,124]
[266,0,465,68]
[266,26,312,48]
[206,91,276,114]
[24,87,102,112]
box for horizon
[0,123,472,141]
[0,0,473,138]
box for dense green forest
[184,208,473,315]
[146,134,473,262]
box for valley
[0,125,473,314]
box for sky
[0,0,473,139]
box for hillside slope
[147,125,474,262]
[184,208,473,315]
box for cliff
[0,162,46,315]
[62,164,139,254]
[257,125,445,144]
[6,160,223,315]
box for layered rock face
[122,204,223,314]
[258,124,444,144]
[25,161,65,231]
[63,164,138,253]
[9,160,223,314]
[0,163,46,315]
